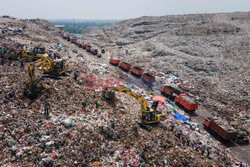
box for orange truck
[109,59,120,66]
[118,62,131,71]
[80,44,85,49]
[130,66,144,77]
[204,118,238,141]
[175,94,198,111]
[141,73,155,83]
[161,86,198,111]
[70,39,77,44]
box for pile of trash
[0,16,248,166]
[0,65,238,166]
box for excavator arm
[28,58,53,86]
[116,87,148,113]
[116,87,161,124]
[26,57,67,97]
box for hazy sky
[0,0,249,20]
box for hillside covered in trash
[0,13,249,167]
[82,12,250,121]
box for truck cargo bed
[204,118,238,141]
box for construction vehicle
[80,44,85,49]
[116,86,161,124]
[118,62,131,72]
[175,94,198,111]
[141,73,155,83]
[22,47,48,61]
[70,39,77,44]
[86,45,92,52]
[203,118,249,144]
[109,59,120,66]
[160,85,198,111]
[27,58,68,96]
[204,118,238,141]
[130,66,144,77]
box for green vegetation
[49,19,119,34]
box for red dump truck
[141,73,155,83]
[130,67,144,77]
[175,94,198,111]
[204,118,249,144]
[204,118,238,141]
[118,62,131,71]
[86,45,92,52]
[81,44,85,49]
[109,59,120,66]
[70,39,77,44]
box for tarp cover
[174,113,188,122]
[153,96,166,104]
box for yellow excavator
[22,47,48,61]
[27,58,68,97]
[116,86,161,124]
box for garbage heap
[0,16,246,166]
[0,57,240,166]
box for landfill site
[0,12,249,166]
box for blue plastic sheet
[57,43,63,47]
[174,113,188,122]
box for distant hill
[49,19,119,34]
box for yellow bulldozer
[22,47,48,61]
[26,58,68,97]
[116,87,161,124]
